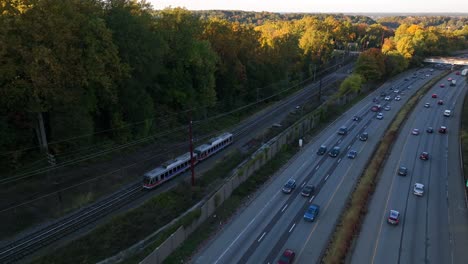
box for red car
[440,83,445,88]
[432,94,437,98]
[439,126,447,133]
[448,77,453,81]
[278,249,296,264]
[438,100,444,105]
[420,152,429,160]
[371,105,381,112]
[456,71,461,75]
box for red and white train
[142,132,233,189]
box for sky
[149,0,468,13]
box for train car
[142,152,198,189]
[194,132,233,161]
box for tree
[355,48,386,81]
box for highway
[351,71,468,264]
[191,68,442,263]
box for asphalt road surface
[191,68,443,264]
[351,71,468,264]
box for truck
[450,79,456,86]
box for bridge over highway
[424,56,468,65]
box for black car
[353,115,361,121]
[301,185,315,197]
[317,145,327,155]
[426,127,434,133]
[398,166,408,176]
[359,132,368,141]
[329,146,340,157]
[338,126,348,135]
[282,179,296,194]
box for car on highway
[398,166,408,176]
[317,145,327,155]
[420,152,429,160]
[426,127,434,133]
[413,183,425,196]
[359,132,368,141]
[373,97,379,103]
[353,115,360,121]
[384,96,391,101]
[376,113,383,120]
[301,185,315,197]
[440,83,445,88]
[438,100,444,105]
[456,71,461,75]
[448,77,452,81]
[384,105,391,111]
[394,89,400,93]
[338,126,348,135]
[329,146,340,157]
[444,110,451,117]
[282,179,296,194]
[387,210,400,225]
[371,105,381,112]
[439,126,447,133]
[424,103,430,108]
[395,95,401,101]
[432,94,438,98]
[278,249,295,264]
[303,204,320,222]
[411,128,420,135]
[347,150,357,159]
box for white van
[444,110,451,117]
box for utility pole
[319,78,322,102]
[189,112,195,186]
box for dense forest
[0,0,466,171]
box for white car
[384,105,391,111]
[444,110,451,117]
[376,113,383,119]
[384,96,391,101]
[413,183,425,196]
[424,103,430,108]
[395,96,401,101]
[412,128,420,135]
[394,89,400,93]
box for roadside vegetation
[322,71,447,263]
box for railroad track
[0,64,351,263]
[0,183,143,263]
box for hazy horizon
[149,0,468,13]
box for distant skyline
[149,0,468,13]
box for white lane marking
[338,139,342,143]
[364,125,368,129]
[309,195,315,203]
[281,204,288,213]
[213,190,281,263]
[315,165,320,171]
[338,158,342,163]
[347,145,351,149]
[289,223,296,233]
[325,174,330,181]
[301,182,306,188]
[258,232,267,242]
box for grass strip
[322,71,448,263]
[460,89,468,188]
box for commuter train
[142,132,233,189]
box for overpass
[424,56,468,66]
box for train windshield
[143,176,151,184]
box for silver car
[413,183,424,196]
